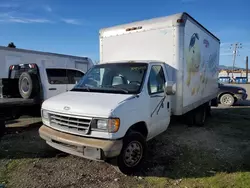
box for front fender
[109,96,150,140]
[110,109,150,139]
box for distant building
[219,69,250,81]
[219,70,228,77]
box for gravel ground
[1,104,250,188]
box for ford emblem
[64,106,70,110]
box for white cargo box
[99,12,220,115]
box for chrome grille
[49,113,92,133]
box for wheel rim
[123,141,143,167]
[21,77,30,93]
[222,95,232,105]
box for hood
[42,91,134,117]
[219,84,246,92]
[219,84,245,91]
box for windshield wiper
[71,86,91,92]
[72,85,129,94]
[107,86,129,94]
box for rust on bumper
[39,125,123,161]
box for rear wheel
[183,110,195,126]
[114,131,147,175]
[220,93,235,106]
[194,104,207,126]
[18,72,39,99]
[206,104,212,117]
[183,103,208,126]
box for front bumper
[234,93,248,100]
[39,125,123,161]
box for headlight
[41,110,50,126]
[95,118,120,133]
[97,119,108,130]
[42,110,49,119]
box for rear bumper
[39,125,123,161]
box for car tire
[220,93,235,106]
[115,131,147,175]
[18,72,39,99]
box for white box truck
[39,12,220,174]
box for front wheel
[220,94,235,106]
[116,131,147,175]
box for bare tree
[7,42,16,48]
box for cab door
[44,68,67,99]
[147,64,171,138]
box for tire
[183,111,195,126]
[0,121,6,137]
[206,104,212,117]
[183,103,208,126]
[116,131,147,175]
[194,105,207,126]
[220,93,235,106]
[18,72,39,99]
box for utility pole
[230,42,242,79]
[246,56,248,83]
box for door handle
[49,88,57,90]
[167,102,169,109]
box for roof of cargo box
[0,46,90,61]
[100,12,220,42]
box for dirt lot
[1,104,250,188]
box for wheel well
[218,92,234,100]
[126,121,148,138]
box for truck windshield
[72,63,148,94]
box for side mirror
[164,81,176,95]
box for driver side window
[148,65,166,95]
